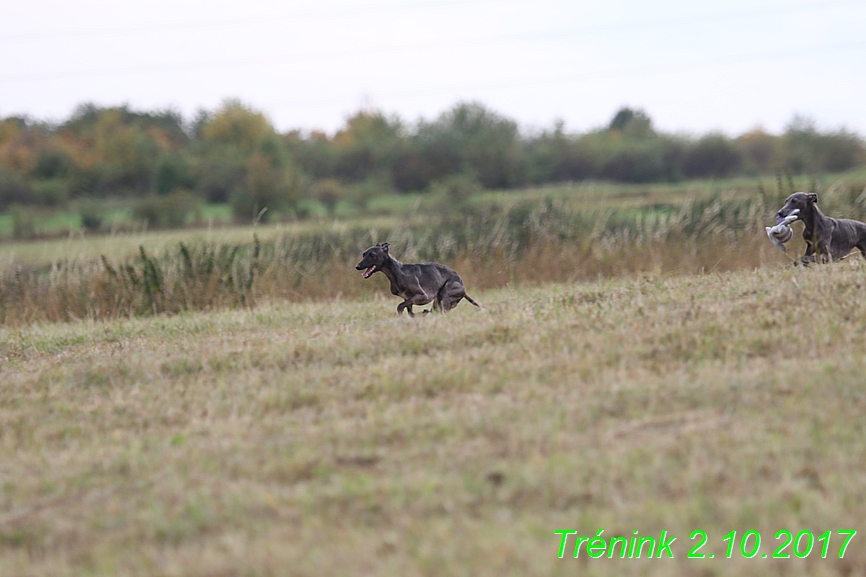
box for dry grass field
[2,258,866,576]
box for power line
[0,0,860,45]
[0,0,493,43]
[1,0,862,84]
[261,39,866,111]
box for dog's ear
[381,242,389,253]
[807,193,818,204]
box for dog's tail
[464,294,481,308]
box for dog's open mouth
[362,265,377,278]
[776,208,800,225]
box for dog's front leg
[799,242,817,266]
[397,301,416,317]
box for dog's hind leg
[433,285,449,313]
[435,283,455,313]
[437,279,477,312]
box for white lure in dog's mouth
[362,265,377,278]
[775,226,793,243]
[765,208,800,252]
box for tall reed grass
[2,181,864,326]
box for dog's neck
[378,254,403,284]
[799,204,827,238]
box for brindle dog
[777,192,866,264]
[355,243,480,316]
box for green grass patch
[199,202,233,223]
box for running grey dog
[355,243,480,316]
[777,192,866,264]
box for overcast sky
[2,0,865,136]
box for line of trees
[0,100,864,224]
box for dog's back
[831,218,866,258]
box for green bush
[428,173,481,208]
[31,147,74,180]
[33,178,69,207]
[0,173,37,210]
[9,204,37,238]
[154,154,195,195]
[309,178,349,214]
[230,152,300,223]
[680,134,743,178]
[132,191,203,228]
[194,146,246,203]
[348,174,394,209]
[78,199,105,231]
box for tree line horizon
[1,99,864,225]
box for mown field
[2,260,866,576]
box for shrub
[79,199,104,231]
[739,129,779,175]
[680,134,743,178]
[608,107,654,138]
[194,147,246,203]
[199,100,275,150]
[231,152,301,223]
[9,204,38,238]
[33,178,69,207]
[31,147,74,179]
[154,154,195,195]
[348,174,394,209]
[814,131,866,172]
[132,191,203,228]
[309,178,349,214]
[599,141,669,183]
[0,173,38,209]
[428,173,481,207]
